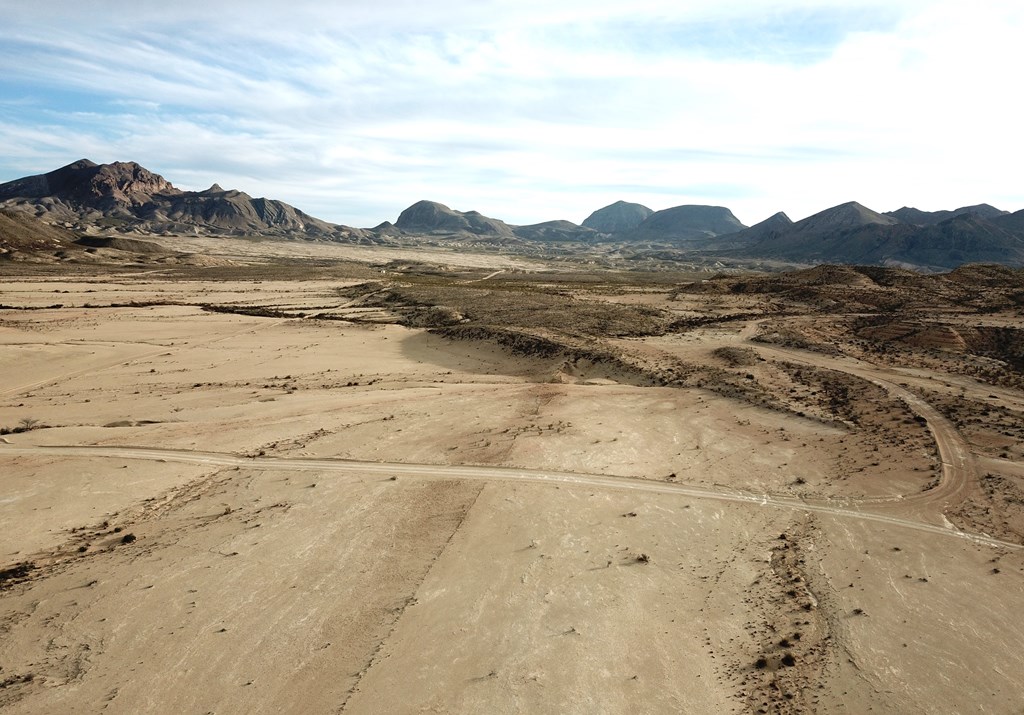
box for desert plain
[2,237,1024,714]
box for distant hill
[5,160,1024,269]
[391,199,746,244]
[0,159,361,239]
[631,204,746,242]
[790,201,898,234]
[142,185,341,236]
[707,211,793,249]
[992,208,1024,233]
[512,220,597,242]
[704,200,888,262]
[729,201,894,258]
[729,201,1024,269]
[391,199,747,245]
[393,202,600,242]
[395,200,515,238]
[885,204,1008,225]
[0,159,176,210]
[852,215,1024,269]
[581,201,653,232]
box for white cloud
[1,0,1022,227]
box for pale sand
[2,273,1022,714]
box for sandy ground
[142,234,554,271]
[2,272,1023,714]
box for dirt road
[750,344,979,513]
[4,444,1016,550]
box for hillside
[0,160,358,239]
[4,160,1024,270]
[394,200,516,238]
[631,204,746,242]
[0,209,79,257]
[707,211,793,249]
[731,203,1024,269]
[512,220,597,242]
[581,200,653,232]
[885,204,1008,225]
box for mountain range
[0,159,364,240]
[2,159,1024,270]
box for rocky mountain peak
[82,161,181,206]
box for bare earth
[2,250,1023,714]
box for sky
[2,0,1022,228]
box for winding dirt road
[750,344,979,515]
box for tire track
[751,345,978,513]
[1,318,285,398]
[2,444,1019,551]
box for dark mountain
[244,185,1024,268]
[142,185,338,236]
[581,201,653,233]
[0,159,357,238]
[633,204,746,242]
[790,201,897,234]
[707,211,793,249]
[992,208,1024,233]
[885,203,1008,225]
[512,220,597,242]
[737,202,1024,269]
[5,160,1023,269]
[395,200,515,238]
[853,215,1024,269]
[738,201,896,258]
[0,159,178,210]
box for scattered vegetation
[0,417,43,435]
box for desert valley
[1,162,1024,714]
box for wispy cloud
[2,0,1022,227]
